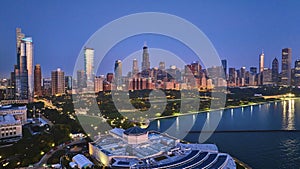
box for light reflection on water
[282,99,295,130]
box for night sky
[1,0,300,78]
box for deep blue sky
[1,0,300,78]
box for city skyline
[2,31,300,79]
[3,33,300,79]
[1,1,300,77]
[5,26,300,100]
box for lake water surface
[147,98,300,169]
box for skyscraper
[114,60,122,79]
[16,28,25,68]
[65,76,72,91]
[77,70,86,89]
[272,58,279,85]
[18,40,28,99]
[240,67,246,79]
[259,51,264,73]
[34,64,42,97]
[228,68,236,86]
[94,76,105,93]
[84,47,94,81]
[106,73,114,83]
[132,59,139,76]
[141,44,150,71]
[294,60,300,86]
[114,60,122,89]
[221,59,227,77]
[15,35,34,101]
[84,47,94,92]
[42,78,51,96]
[281,48,292,86]
[24,37,34,101]
[191,61,202,77]
[262,68,273,85]
[159,61,165,71]
[14,28,24,99]
[15,38,34,101]
[51,68,65,95]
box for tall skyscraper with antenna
[259,50,264,73]
[14,28,34,101]
[15,28,25,99]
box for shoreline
[150,97,299,121]
[233,157,252,169]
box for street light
[3,162,9,167]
